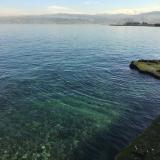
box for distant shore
[111,22,160,27]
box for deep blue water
[0,24,160,160]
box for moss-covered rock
[115,116,160,160]
[130,60,160,79]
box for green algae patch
[115,116,160,160]
[0,97,121,160]
[130,60,160,79]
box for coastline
[110,22,160,27]
[115,60,160,160]
[111,25,160,27]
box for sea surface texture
[0,25,160,160]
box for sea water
[0,24,160,160]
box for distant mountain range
[0,11,160,24]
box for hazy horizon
[0,0,160,16]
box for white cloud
[0,5,82,16]
[46,5,81,14]
[0,4,160,16]
[108,5,160,15]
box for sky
[0,0,160,16]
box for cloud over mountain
[0,11,160,25]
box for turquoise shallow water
[0,24,160,160]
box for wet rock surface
[130,60,160,79]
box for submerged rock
[130,60,160,79]
[115,116,160,160]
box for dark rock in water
[129,61,137,69]
[129,60,160,79]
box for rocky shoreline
[115,60,160,160]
